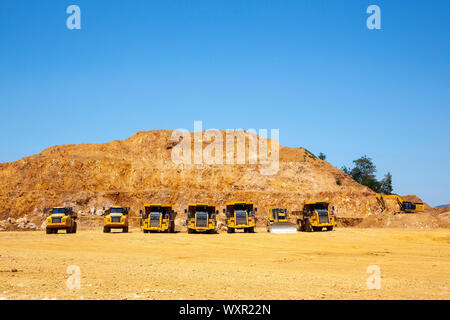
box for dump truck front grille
[52,217,61,224]
[236,212,248,225]
[196,214,207,228]
[319,215,329,224]
[317,210,329,224]
[111,216,121,223]
[150,213,161,228]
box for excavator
[376,194,425,214]
[267,208,297,233]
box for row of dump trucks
[140,202,258,234]
[45,201,337,234]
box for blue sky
[0,1,449,205]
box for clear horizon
[0,1,449,206]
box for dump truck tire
[46,228,51,234]
[227,227,235,234]
[73,222,77,233]
[123,227,128,233]
[313,226,322,232]
[326,226,333,231]
[249,227,255,233]
[305,219,313,232]
[297,219,305,232]
[187,228,195,234]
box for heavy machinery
[224,202,257,233]
[141,204,176,233]
[185,203,218,234]
[46,207,77,234]
[376,194,425,214]
[295,201,336,232]
[267,208,297,234]
[103,206,129,233]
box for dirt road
[0,228,449,300]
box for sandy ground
[0,228,449,300]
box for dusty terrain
[0,130,448,300]
[1,228,449,300]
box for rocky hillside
[0,130,445,230]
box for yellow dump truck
[376,193,425,213]
[224,202,257,233]
[46,207,77,234]
[185,203,218,234]
[103,206,129,233]
[267,208,297,233]
[295,201,336,232]
[140,204,176,233]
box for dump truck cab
[103,206,129,233]
[46,207,77,234]
[185,203,218,234]
[224,202,257,233]
[141,204,176,233]
[296,201,336,232]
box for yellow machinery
[185,203,218,234]
[103,206,129,233]
[295,201,336,232]
[141,204,176,233]
[267,208,297,233]
[46,207,78,234]
[376,194,425,213]
[224,202,257,233]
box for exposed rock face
[0,130,443,229]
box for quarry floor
[0,228,449,300]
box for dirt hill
[0,130,446,230]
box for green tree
[379,172,393,194]
[341,155,392,193]
[318,152,326,160]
